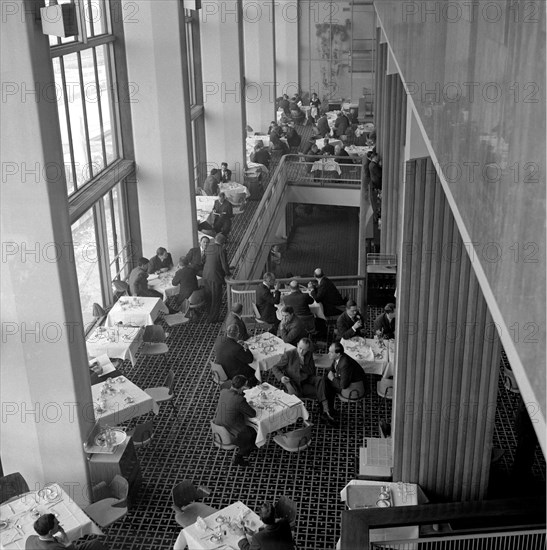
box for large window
[50,0,131,327]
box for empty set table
[106,297,168,327]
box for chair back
[210,362,228,386]
[143,325,166,343]
[130,420,154,446]
[283,423,313,450]
[113,280,130,295]
[165,369,176,396]
[210,421,237,449]
[109,475,129,507]
[0,473,29,504]
[230,289,257,318]
[172,480,198,508]
[275,495,297,526]
[340,380,365,402]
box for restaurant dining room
[1,1,545,549]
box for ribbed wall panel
[393,157,501,501]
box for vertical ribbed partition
[378,73,406,254]
[393,157,501,501]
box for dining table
[314,137,342,151]
[345,144,374,158]
[244,382,309,447]
[174,500,263,550]
[246,332,295,381]
[196,195,217,225]
[105,297,168,327]
[0,483,103,549]
[340,337,395,376]
[277,288,326,321]
[219,181,250,212]
[86,325,143,367]
[311,158,342,175]
[91,375,158,426]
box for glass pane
[103,187,124,281]
[72,209,102,328]
[63,53,90,186]
[85,0,109,36]
[96,45,117,164]
[52,58,75,195]
[81,48,105,176]
[186,20,196,105]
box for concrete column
[275,0,299,98]
[200,0,246,181]
[243,0,276,135]
[123,0,197,258]
[1,0,94,506]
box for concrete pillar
[1,0,94,506]
[243,0,276,135]
[123,0,197,258]
[200,0,246,181]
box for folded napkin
[276,393,301,406]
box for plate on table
[147,274,159,281]
[38,485,60,502]
[0,521,9,530]
[94,429,127,447]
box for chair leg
[170,400,178,416]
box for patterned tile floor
[101,126,544,550]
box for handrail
[285,154,364,189]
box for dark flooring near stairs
[101,123,544,550]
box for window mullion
[59,57,78,192]
[109,190,120,276]
[86,0,95,37]
[92,46,108,167]
[77,51,94,179]
[104,44,121,159]
[93,199,113,306]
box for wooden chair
[339,380,366,403]
[210,361,229,387]
[171,480,217,528]
[85,475,128,528]
[0,472,29,504]
[273,421,313,452]
[144,369,177,415]
[210,421,237,451]
[113,280,130,297]
[251,302,272,331]
[127,420,154,448]
[140,325,169,367]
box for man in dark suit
[235,502,295,549]
[185,236,210,276]
[335,144,353,164]
[203,234,231,323]
[212,192,233,236]
[214,325,258,385]
[224,303,250,341]
[322,342,366,419]
[128,257,163,299]
[147,247,174,274]
[334,111,350,138]
[308,268,345,317]
[337,300,365,340]
[322,138,335,156]
[250,142,271,168]
[171,257,198,311]
[282,280,315,333]
[214,375,257,467]
[277,306,307,346]
[256,272,281,333]
[316,113,330,137]
[373,303,396,339]
[203,168,221,196]
[220,162,232,182]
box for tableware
[376,499,391,507]
[0,521,8,530]
[210,534,222,543]
[116,376,125,383]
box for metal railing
[284,154,364,188]
[226,275,366,317]
[370,529,546,549]
[367,253,397,266]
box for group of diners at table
[211,268,397,468]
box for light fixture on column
[40,0,78,38]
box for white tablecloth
[315,137,342,151]
[174,501,262,550]
[341,337,394,376]
[0,483,103,549]
[277,290,325,321]
[346,145,373,157]
[148,268,180,300]
[86,326,142,366]
[196,195,217,224]
[244,383,309,447]
[92,376,158,426]
[246,333,295,381]
[340,481,419,547]
[311,158,342,175]
[219,181,250,207]
[106,297,168,327]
